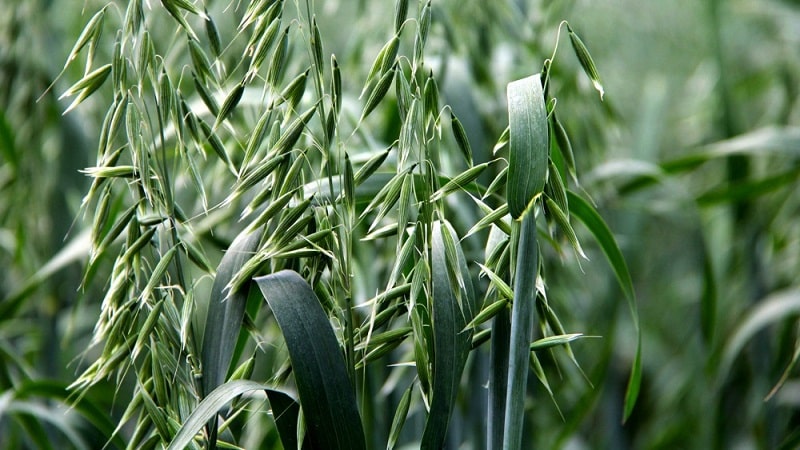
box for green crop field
[1,0,799,448]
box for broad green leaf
[200,227,263,398]
[503,211,538,449]
[421,220,476,450]
[265,389,304,450]
[254,270,366,450]
[507,74,548,219]
[566,191,640,422]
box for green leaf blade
[507,74,548,219]
[421,220,476,450]
[503,212,539,449]
[200,227,263,398]
[566,191,640,422]
[254,270,366,450]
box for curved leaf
[166,380,296,450]
[201,227,263,398]
[566,191,640,422]
[254,270,366,450]
[719,289,800,383]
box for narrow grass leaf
[700,239,717,345]
[265,389,303,450]
[507,74,548,219]
[566,192,634,313]
[166,380,288,450]
[255,270,367,450]
[488,306,510,450]
[696,166,800,206]
[566,191,640,421]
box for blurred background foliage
[1,0,800,448]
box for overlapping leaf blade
[254,270,366,450]
[166,380,298,450]
[421,220,477,449]
[200,228,263,398]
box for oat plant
[59,0,638,448]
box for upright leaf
[503,212,539,449]
[200,227,263,398]
[507,74,548,219]
[421,220,477,449]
